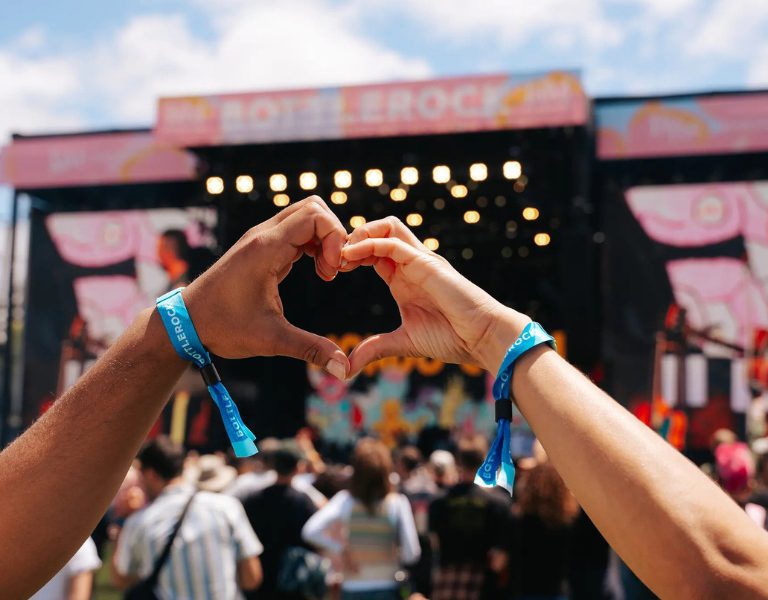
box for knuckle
[303,343,322,365]
[386,215,402,230]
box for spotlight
[463,210,480,224]
[269,174,287,192]
[423,237,439,251]
[432,165,451,184]
[406,213,423,227]
[433,198,446,210]
[334,170,352,189]
[469,163,487,182]
[366,169,383,187]
[206,176,224,195]
[273,194,290,207]
[299,172,317,190]
[235,175,253,194]
[451,184,468,199]
[350,215,366,229]
[503,160,522,179]
[401,167,419,185]
[330,191,347,205]
[522,207,540,221]
[461,248,474,260]
[534,233,551,247]
[390,188,407,202]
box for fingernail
[325,359,346,381]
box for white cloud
[748,44,768,87]
[360,0,623,50]
[0,1,432,140]
[687,0,768,59]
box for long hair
[518,463,578,528]
[349,438,393,512]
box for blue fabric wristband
[475,321,555,494]
[156,288,258,458]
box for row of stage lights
[205,161,524,199]
[204,160,549,251]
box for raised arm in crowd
[2,198,768,598]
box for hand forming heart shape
[182,197,530,381]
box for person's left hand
[182,196,350,378]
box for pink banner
[0,131,197,189]
[597,93,768,159]
[155,71,587,147]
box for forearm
[0,308,186,598]
[498,319,768,597]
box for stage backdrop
[604,181,768,452]
[23,207,217,438]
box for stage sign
[597,93,768,159]
[0,131,197,189]
[155,71,587,147]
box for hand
[340,217,530,377]
[182,196,349,378]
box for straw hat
[195,454,238,492]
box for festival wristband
[156,288,258,458]
[475,321,555,494]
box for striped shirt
[115,483,263,600]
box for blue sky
[0,0,767,144]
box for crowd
[34,423,768,600]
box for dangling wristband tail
[156,288,258,457]
[475,321,555,494]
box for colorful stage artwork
[621,182,768,446]
[306,334,535,454]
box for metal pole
[1,189,19,446]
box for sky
[1,0,768,146]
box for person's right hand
[182,196,349,379]
[340,216,531,377]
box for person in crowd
[302,437,421,599]
[31,537,101,600]
[715,441,768,528]
[242,443,319,599]
[428,435,512,600]
[191,452,239,492]
[111,436,264,598]
[157,229,192,291]
[510,462,579,600]
[428,449,457,490]
[6,203,768,598]
[226,437,327,508]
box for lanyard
[475,321,555,494]
[156,288,257,457]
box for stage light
[334,170,352,189]
[206,176,224,195]
[366,169,383,187]
[432,165,451,184]
[495,195,507,207]
[269,174,287,192]
[350,215,366,229]
[401,167,419,185]
[518,246,530,258]
[424,237,439,251]
[503,160,522,179]
[433,198,445,210]
[462,248,474,259]
[534,233,551,247]
[406,213,423,227]
[330,191,347,205]
[469,163,487,182]
[451,184,468,199]
[501,246,513,258]
[235,175,253,194]
[299,172,317,190]
[273,194,290,207]
[522,207,540,221]
[463,210,480,224]
[390,187,407,202]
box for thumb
[274,321,349,380]
[348,328,414,377]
